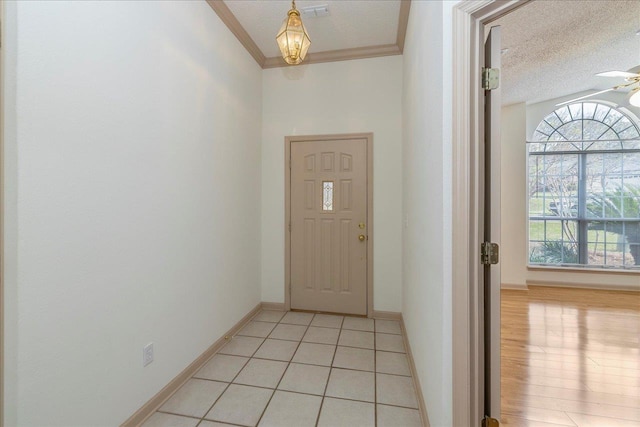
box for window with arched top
[531,102,640,147]
[528,101,640,269]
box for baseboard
[261,302,285,310]
[526,280,640,292]
[501,283,528,290]
[399,316,430,427]
[120,303,262,427]
[371,310,403,320]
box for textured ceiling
[492,0,640,106]
[224,0,401,59]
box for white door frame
[284,133,374,317]
[0,1,6,424]
[451,1,530,425]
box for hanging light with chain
[276,0,311,65]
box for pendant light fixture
[276,0,311,65]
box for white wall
[2,2,19,426]
[261,56,403,312]
[3,1,263,425]
[401,1,455,425]
[500,103,528,288]
[500,92,640,290]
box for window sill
[527,265,640,275]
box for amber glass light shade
[276,2,311,65]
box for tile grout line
[314,315,345,427]
[191,412,246,427]
[563,412,580,427]
[156,395,423,419]
[238,334,404,352]
[254,311,316,426]
[374,319,378,427]
[255,337,403,351]
[150,311,269,427]
[153,341,257,425]
[194,340,256,426]
[159,385,423,410]
[159,409,255,427]
[235,356,410,377]
[155,411,200,420]
[195,309,276,426]
[154,314,266,425]
[252,311,293,426]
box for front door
[289,136,369,315]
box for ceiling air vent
[300,4,329,18]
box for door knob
[358,234,366,242]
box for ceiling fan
[556,65,640,107]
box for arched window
[528,102,640,268]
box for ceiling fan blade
[555,88,615,106]
[597,71,640,78]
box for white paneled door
[289,137,369,315]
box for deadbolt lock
[359,222,366,229]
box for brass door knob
[358,234,366,242]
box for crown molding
[263,44,401,69]
[207,0,411,69]
[206,0,266,67]
[397,0,411,52]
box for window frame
[527,101,640,270]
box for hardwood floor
[501,286,640,427]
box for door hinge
[482,67,500,90]
[481,242,499,265]
[289,159,292,169]
[288,221,291,232]
[482,416,499,427]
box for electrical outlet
[143,343,154,367]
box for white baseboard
[399,315,430,427]
[371,310,403,320]
[526,280,640,292]
[261,302,285,310]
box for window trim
[527,100,640,270]
[527,264,640,275]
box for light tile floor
[142,311,423,427]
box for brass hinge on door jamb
[482,67,499,90]
[482,416,499,427]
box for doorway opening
[494,0,640,424]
